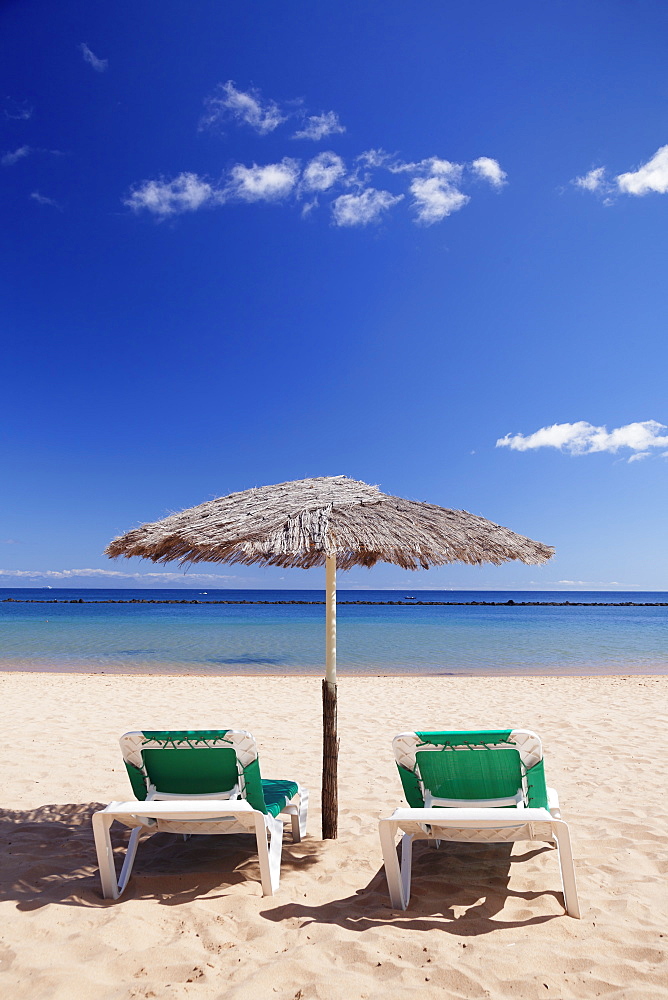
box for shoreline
[2,662,668,677]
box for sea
[1,587,666,675]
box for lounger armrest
[96,800,259,822]
[382,806,554,828]
[547,786,561,818]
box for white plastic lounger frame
[93,728,308,900]
[379,729,580,918]
[93,799,287,899]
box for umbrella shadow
[261,840,564,935]
[0,802,319,910]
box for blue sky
[2,0,668,590]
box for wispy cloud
[80,42,108,73]
[226,158,300,201]
[408,159,469,224]
[293,111,345,141]
[201,81,285,135]
[127,83,506,229]
[555,580,639,588]
[573,166,607,192]
[0,567,240,583]
[357,149,393,169]
[3,98,33,121]
[301,152,346,192]
[2,146,64,167]
[30,191,62,210]
[573,145,668,200]
[124,172,217,218]
[331,188,403,227]
[1,145,32,166]
[125,160,303,217]
[125,149,504,226]
[373,153,505,225]
[470,156,507,188]
[201,83,347,140]
[497,420,668,460]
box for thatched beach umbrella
[105,475,554,839]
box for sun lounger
[379,728,580,917]
[93,729,308,899]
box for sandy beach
[1,672,666,999]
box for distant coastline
[3,595,668,607]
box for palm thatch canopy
[105,476,554,571]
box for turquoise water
[1,588,667,675]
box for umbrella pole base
[321,679,339,840]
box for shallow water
[1,588,666,675]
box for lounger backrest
[392,729,549,808]
[119,729,269,813]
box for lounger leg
[400,833,413,907]
[290,786,309,843]
[117,827,142,897]
[378,820,409,910]
[93,811,119,899]
[93,810,142,900]
[255,815,283,896]
[552,821,580,918]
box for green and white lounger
[93,729,308,900]
[379,729,580,917]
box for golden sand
[1,672,666,999]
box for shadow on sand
[1,804,566,932]
[261,839,565,934]
[0,802,320,910]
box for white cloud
[30,191,62,209]
[302,152,346,192]
[226,158,300,201]
[301,198,319,218]
[573,166,607,192]
[555,580,637,588]
[2,145,31,166]
[470,156,507,188]
[124,172,216,217]
[123,94,506,229]
[3,98,33,120]
[80,42,108,73]
[617,144,668,195]
[496,420,668,457]
[0,567,238,583]
[293,111,345,141]
[122,160,299,218]
[201,81,285,135]
[409,159,469,224]
[3,146,64,167]
[376,156,473,223]
[574,145,668,200]
[331,188,403,227]
[358,148,393,169]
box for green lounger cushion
[121,730,301,816]
[395,729,549,809]
[261,779,300,818]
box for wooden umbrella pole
[321,553,338,839]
